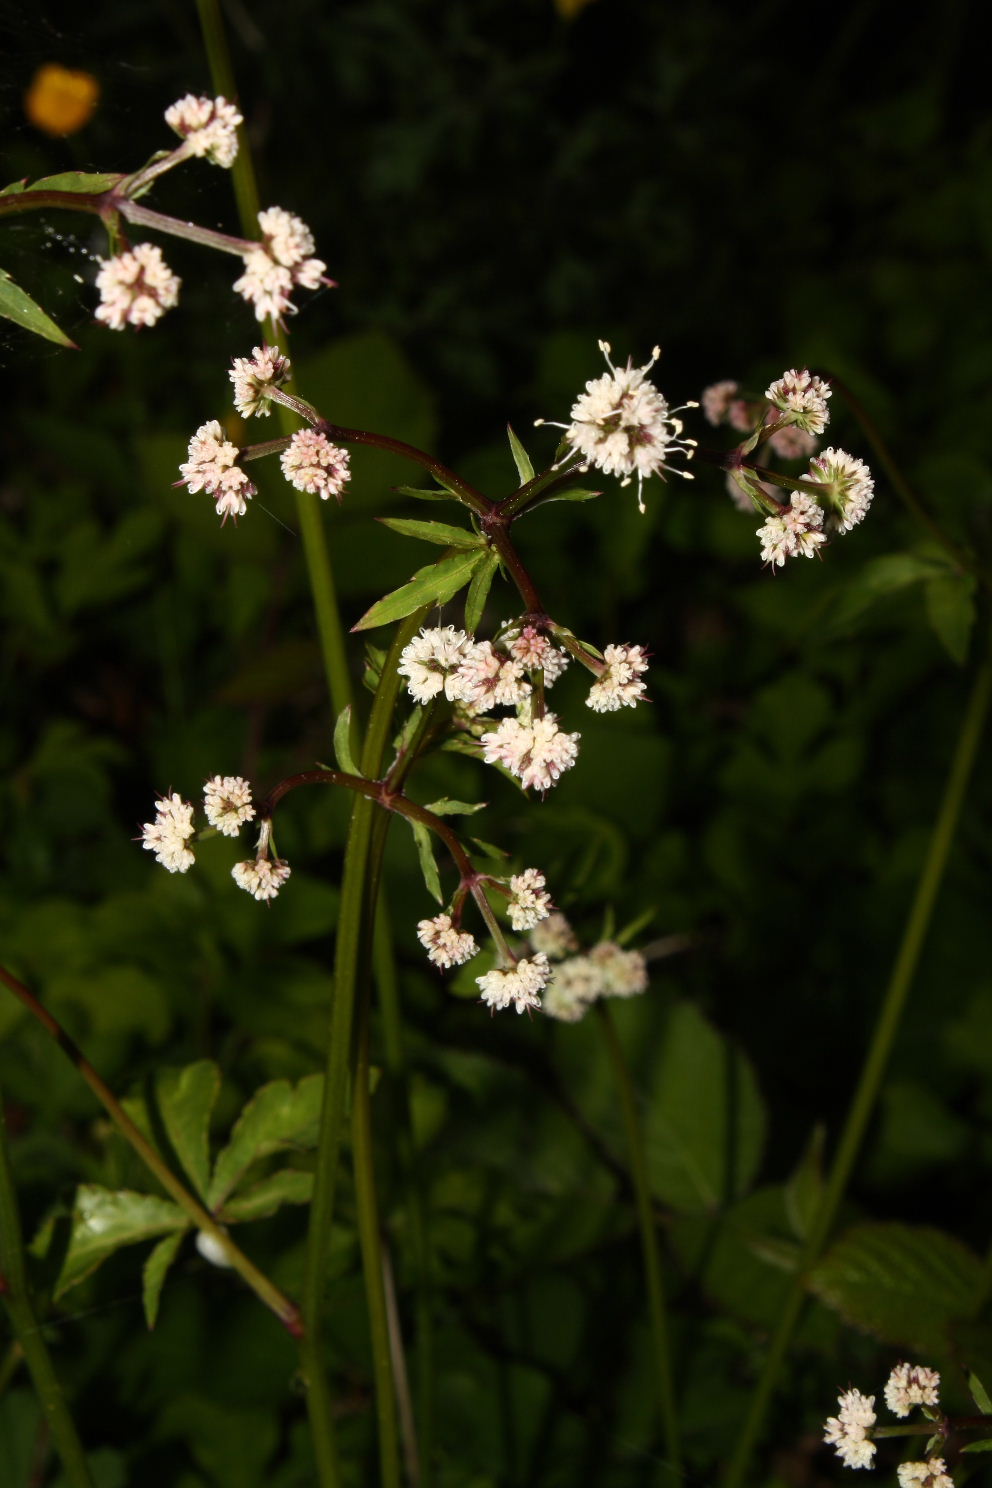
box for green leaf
[643,1001,766,1213]
[784,1124,825,1241]
[968,1371,992,1415]
[379,517,484,549]
[423,797,486,817]
[810,1222,987,1352]
[207,1075,323,1209]
[0,266,75,348]
[352,548,485,631]
[219,1168,314,1223]
[333,704,359,775]
[507,424,535,484]
[962,1439,992,1455]
[465,548,499,633]
[143,1230,185,1329]
[156,1061,221,1200]
[925,573,976,664]
[529,485,601,507]
[410,819,443,903]
[23,171,122,195]
[51,1186,187,1297]
[392,484,452,502]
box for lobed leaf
[207,1074,323,1209]
[219,1168,314,1223]
[52,1186,188,1298]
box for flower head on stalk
[177,419,257,524]
[764,368,832,436]
[203,776,255,837]
[756,491,826,568]
[806,447,875,532]
[476,953,551,1014]
[897,1462,953,1488]
[506,868,552,931]
[586,643,650,712]
[884,1363,941,1418]
[451,640,530,714]
[233,207,330,322]
[94,244,180,331]
[398,626,472,704]
[823,1388,877,1470]
[504,624,570,684]
[229,345,292,418]
[164,94,242,167]
[281,429,351,501]
[231,819,291,902]
[417,913,479,969]
[481,710,580,792]
[140,792,196,873]
[537,341,697,512]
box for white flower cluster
[477,953,551,1015]
[164,94,242,167]
[764,368,832,435]
[233,207,328,322]
[541,934,650,1023]
[482,713,580,793]
[229,344,292,418]
[587,643,649,712]
[231,819,291,902]
[825,1364,947,1478]
[203,775,256,836]
[417,913,478,968]
[94,244,180,331]
[280,429,351,501]
[807,447,875,532]
[756,491,826,568]
[542,341,697,513]
[701,378,816,457]
[178,419,257,524]
[141,776,256,874]
[507,868,552,931]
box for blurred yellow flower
[25,64,100,137]
[553,0,599,17]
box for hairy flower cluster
[543,341,697,512]
[756,491,826,568]
[541,937,650,1022]
[823,1389,877,1470]
[587,643,650,712]
[417,912,479,968]
[764,368,832,435]
[280,429,351,501]
[505,625,570,683]
[140,793,196,873]
[203,775,255,837]
[884,1362,941,1418]
[476,953,551,1014]
[897,1462,953,1488]
[164,94,242,167]
[702,378,816,458]
[231,821,291,902]
[233,207,328,321]
[94,244,180,331]
[397,626,475,704]
[178,419,257,523]
[507,868,552,931]
[481,712,580,793]
[807,447,875,531]
[229,344,291,417]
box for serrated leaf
[208,1074,324,1209]
[0,266,75,347]
[969,1372,992,1415]
[53,1186,187,1298]
[423,797,486,817]
[333,704,359,775]
[143,1230,185,1329]
[507,424,535,484]
[465,548,499,633]
[352,549,485,632]
[156,1061,221,1200]
[379,517,483,549]
[925,573,976,665]
[410,819,443,903]
[644,1001,766,1213]
[810,1222,986,1352]
[218,1169,314,1223]
[25,171,122,195]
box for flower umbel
[507,868,552,931]
[764,368,832,435]
[141,793,195,874]
[476,953,551,1014]
[233,207,329,322]
[280,429,351,501]
[586,643,649,712]
[897,1461,953,1488]
[229,345,292,418]
[164,94,242,167]
[806,447,875,532]
[177,420,257,524]
[398,626,472,704]
[94,244,180,331]
[417,913,479,968]
[823,1388,877,1470]
[231,820,291,902]
[203,776,255,837]
[884,1363,941,1418]
[481,711,580,792]
[756,491,827,568]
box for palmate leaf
[155,1060,221,1200]
[352,548,485,631]
[219,1168,314,1223]
[40,1186,188,1299]
[0,265,75,347]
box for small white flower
[451,640,530,713]
[806,447,875,532]
[141,792,196,873]
[504,625,570,685]
[177,419,257,523]
[701,379,740,426]
[541,955,601,1021]
[884,1363,941,1418]
[823,1388,877,1470]
[164,94,242,167]
[756,491,826,568]
[764,368,832,436]
[231,855,291,901]
[507,868,552,931]
[476,953,551,1014]
[897,1461,953,1488]
[94,244,180,331]
[481,712,580,792]
[280,429,351,501]
[590,941,649,997]
[398,626,472,704]
[203,775,255,837]
[529,911,579,960]
[233,207,328,322]
[229,344,292,417]
[540,341,697,512]
[417,913,478,968]
[586,643,649,712]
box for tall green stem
[725,640,992,1488]
[595,1003,681,1479]
[0,1090,95,1488]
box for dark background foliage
[2,2,992,1485]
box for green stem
[595,1003,681,1479]
[0,965,300,1332]
[0,1088,95,1488]
[194,0,261,227]
[725,639,992,1488]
